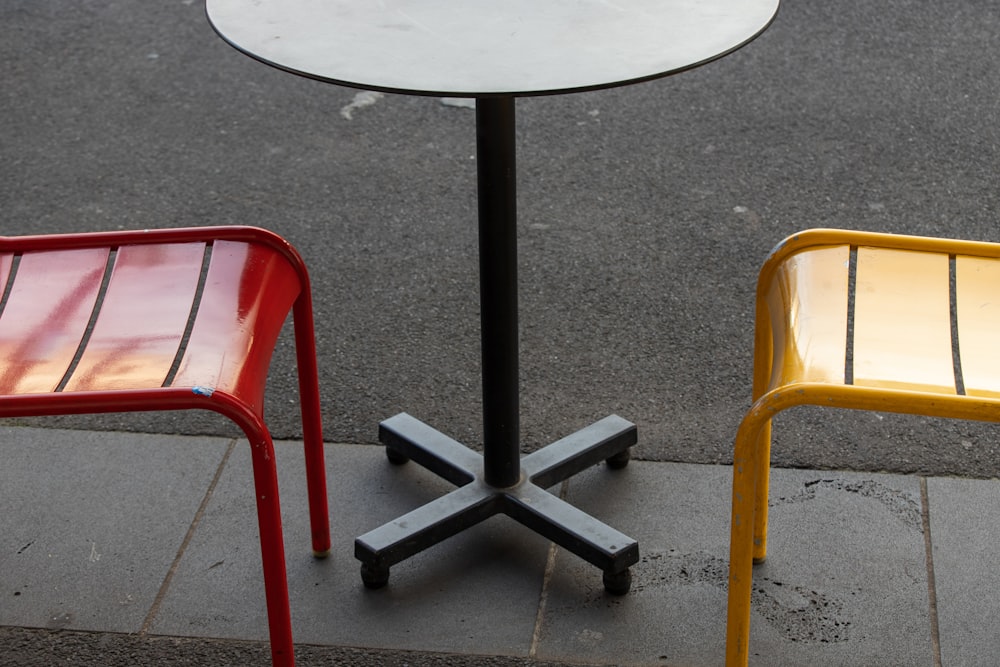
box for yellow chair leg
[752,420,772,563]
[727,421,759,667]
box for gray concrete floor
[3,425,998,665]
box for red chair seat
[0,226,330,667]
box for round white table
[207,0,779,595]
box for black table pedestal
[354,97,640,594]
[355,412,638,593]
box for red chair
[0,226,329,667]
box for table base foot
[354,412,640,594]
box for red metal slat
[172,241,300,404]
[0,248,110,394]
[64,243,206,392]
[0,253,14,295]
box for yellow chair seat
[726,228,1000,665]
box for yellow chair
[725,228,1000,666]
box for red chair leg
[245,425,295,667]
[292,295,331,557]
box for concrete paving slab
[0,426,230,634]
[535,461,731,666]
[151,440,551,657]
[747,470,933,666]
[536,463,933,666]
[927,476,1000,667]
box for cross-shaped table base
[354,412,640,594]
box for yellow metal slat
[771,245,850,387]
[853,247,955,393]
[956,255,1000,398]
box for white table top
[206,0,780,97]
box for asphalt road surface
[4,0,1000,478]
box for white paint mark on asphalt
[341,91,384,120]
